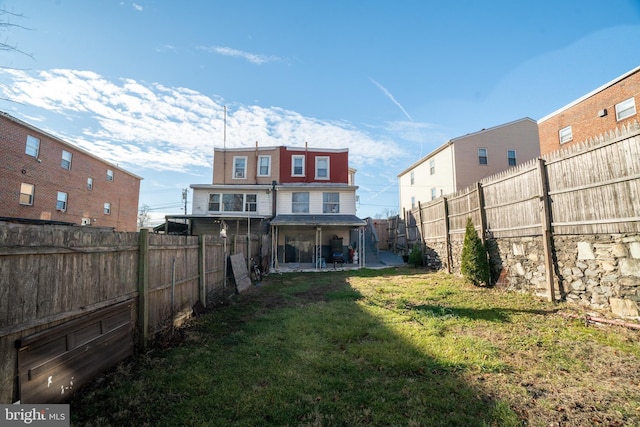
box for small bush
[408,245,424,267]
[460,218,489,286]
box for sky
[0,1,639,224]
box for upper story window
[208,193,257,212]
[104,202,111,215]
[107,169,114,181]
[56,192,68,211]
[61,150,72,170]
[19,183,35,205]
[411,196,416,209]
[559,126,573,144]
[87,177,93,190]
[323,192,339,213]
[292,155,305,177]
[615,97,636,121]
[478,148,488,165]
[431,188,437,200]
[257,155,271,176]
[429,159,435,175]
[410,171,414,185]
[507,150,517,166]
[25,135,40,158]
[315,157,329,180]
[292,192,309,213]
[233,156,247,179]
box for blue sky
[1,1,639,222]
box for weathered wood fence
[399,121,640,314]
[0,225,244,403]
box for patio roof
[270,214,366,227]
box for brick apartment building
[539,65,640,155]
[0,111,142,231]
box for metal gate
[16,300,134,403]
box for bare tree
[0,8,33,62]
[138,205,151,228]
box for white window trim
[478,148,488,165]
[559,126,573,144]
[208,193,257,212]
[257,155,271,177]
[233,156,248,179]
[19,183,34,205]
[410,171,414,185]
[292,155,305,177]
[104,202,111,215]
[322,192,340,213]
[615,97,636,121]
[56,192,68,211]
[507,149,517,166]
[291,191,309,213]
[315,156,330,180]
[61,150,72,170]
[87,177,93,190]
[25,135,40,158]
[429,159,435,175]
[107,169,114,181]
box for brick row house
[538,65,640,155]
[0,112,142,232]
[188,144,366,271]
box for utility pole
[182,188,188,214]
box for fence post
[443,197,452,274]
[198,234,207,307]
[476,182,487,244]
[137,229,149,350]
[537,158,556,302]
[417,201,425,263]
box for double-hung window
[25,136,40,158]
[431,188,437,200]
[315,157,329,180]
[87,177,93,190]
[107,169,114,181]
[233,156,247,179]
[507,150,517,166]
[257,155,271,176]
[61,150,72,170]
[410,171,414,185]
[323,192,339,213]
[104,202,111,214]
[292,155,305,177]
[245,194,257,212]
[478,148,488,165]
[429,159,435,175]
[56,192,68,211]
[19,183,35,205]
[615,97,636,121]
[292,192,309,213]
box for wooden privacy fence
[404,122,640,299]
[0,225,233,403]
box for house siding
[212,146,280,185]
[538,67,640,155]
[0,112,141,231]
[279,147,349,184]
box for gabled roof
[538,65,640,123]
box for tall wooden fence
[0,225,239,403]
[401,121,640,304]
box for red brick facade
[278,146,349,184]
[0,112,142,231]
[539,67,640,155]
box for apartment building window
[410,171,414,185]
[19,183,35,205]
[411,196,416,209]
[208,193,256,212]
[615,97,636,121]
[61,150,72,170]
[25,135,40,158]
[104,202,111,214]
[292,155,305,177]
[315,157,329,180]
[430,159,435,175]
[292,192,309,213]
[257,155,271,176]
[559,126,573,144]
[245,194,257,212]
[107,169,114,181]
[87,177,93,190]
[478,148,488,165]
[233,156,247,179]
[56,192,68,211]
[431,188,437,200]
[323,192,339,213]
[507,150,517,166]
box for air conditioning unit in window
[57,208,66,212]
[235,172,244,178]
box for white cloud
[198,45,281,65]
[132,3,143,11]
[0,68,404,173]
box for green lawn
[71,267,640,426]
